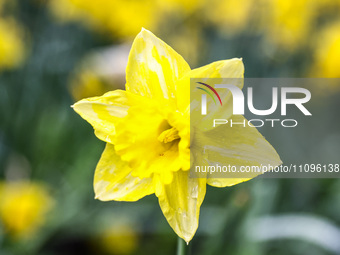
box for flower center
[158,127,180,144]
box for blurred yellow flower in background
[0,0,26,70]
[73,29,281,242]
[262,0,317,50]
[49,0,160,39]
[70,44,129,101]
[310,22,340,78]
[158,0,202,14]
[205,0,254,35]
[48,0,340,57]
[49,0,205,42]
[98,223,138,255]
[0,181,54,239]
[0,18,26,70]
[70,70,110,102]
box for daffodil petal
[94,143,154,201]
[156,170,206,243]
[72,90,144,143]
[126,28,191,106]
[184,58,244,131]
[194,115,282,187]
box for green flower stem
[177,237,190,255]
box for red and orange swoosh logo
[196,82,222,106]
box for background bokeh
[1,0,340,254]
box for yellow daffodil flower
[49,0,160,38]
[0,18,26,70]
[310,22,340,78]
[204,0,254,35]
[73,29,281,242]
[0,181,54,239]
[262,0,316,50]
[70,70,109,101]
[98,222,138,255]
[49,0,202,39]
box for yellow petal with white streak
[94,143,154,201]
[126,28,191,107]
[194,115,282,187]
[72,90,144,143]
[156,170,206,243]
[177,58,244,125]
